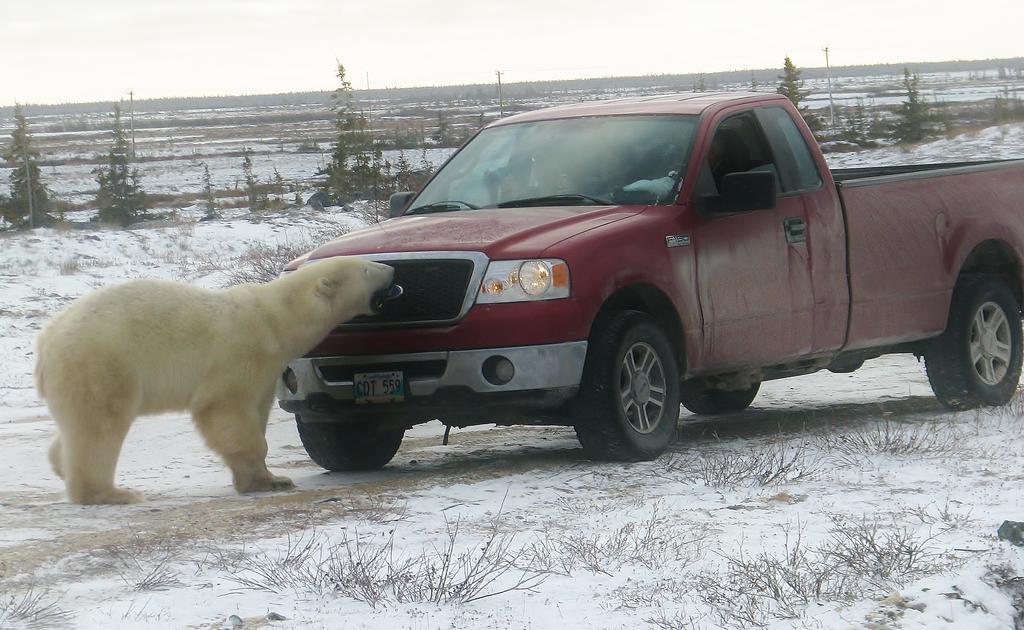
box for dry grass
[58,258,80,275]
[644,608,705,630]
[228,225,349,285]
[106,537,185,593]
[694,516,952,628]
[349,200,389,225]
[525,503,707,576]
[0,586,73,627]
[182,223,347,285]
[903,498,975,529]
[225,520,548,608]
[666,440,821,487]
[817,420,963,459]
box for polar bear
[35,256,394,505]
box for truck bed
[831,159,1023,184]
[834,158,1024,350]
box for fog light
[283,367,298,394]
[482,356,515,386]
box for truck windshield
[408,115,698,213]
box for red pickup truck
[278,92,1024,471]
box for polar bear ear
[316,277,340,298]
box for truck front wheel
[295,417,405,471]
[573,311,681,461]
[679,381,760,415]
[925,275,1023,410]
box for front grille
[347,259,475,326]
[318,360,447,384]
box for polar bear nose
[371,284,403,313]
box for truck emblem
[665,234,691,248]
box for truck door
[754,106,848,354]
[691,110,815,370]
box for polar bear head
[308,256,395,321]
[277,256,394,331]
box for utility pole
[496,70,504,118]
[128,90,136,161]
[365,72,378,221]
[365,72,373,138]
[23,150,35,229]
[823,47,836,131]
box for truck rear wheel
[573,311,680,461]
[295,417,405,471]
[925,275,1023,410]
[679,381,760,415]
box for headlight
[477,259,570,303]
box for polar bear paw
[73,487,145,505]
[237,474,295,494]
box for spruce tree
[319,62,383,202]
[241,147,267,212]
[395,150,413,191]
[350,116,382,199]
[419,148,433,175]
[273,166,285,197]
[433,110,452,145]
[3,104,52,228]
[320,63,357,200]
[777,57,823,134]
[94,103,146,227]
[843,98,870,145]
[893,68,930,144]
[201,163,219,220]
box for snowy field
[2,130,1024,628]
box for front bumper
[277,341,588,426]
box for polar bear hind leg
[58,411,142,505]
[49,434,64,480]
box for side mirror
[699,171,777,214]
[388,191,416,218]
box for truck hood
[305,205,641,260]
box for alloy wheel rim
[970,301,1012,386]
[618,341,667,434]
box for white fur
[35,256,393,504]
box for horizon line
[3,54,1022,111]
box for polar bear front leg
[193,399,294,494]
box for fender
[944,219,1024,290]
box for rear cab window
[755,106,823,192]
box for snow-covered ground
[825,122,1024,168]
[3,130,1024,628]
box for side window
[698,112,780,195]
[756,107,822,192]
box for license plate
[353,371,405,404]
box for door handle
[783,217,806,244]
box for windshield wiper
[404,200,479,215]
[495,193,611,208]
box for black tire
[679,381,760,415]
[295,417,405,472]
[925,275,1023,410]
[573,311,681,461]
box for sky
[1,0,1022,107]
